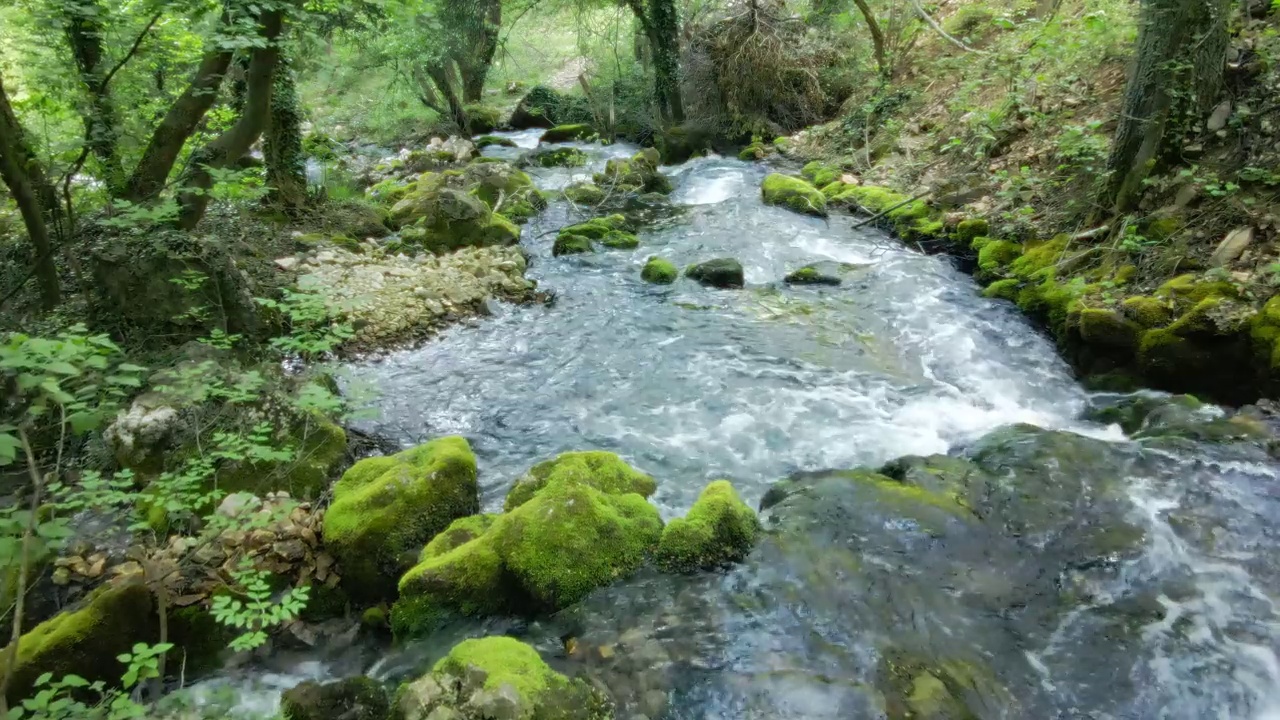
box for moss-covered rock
[975,239,1021,279]
[686,258,745,289]
[954,218,990,245]
[507,86,593,130]
[475,135,517,149]
[539,124,596,143]
[504,450,656,511]
[520,146,589,168]
[641,256,678,284]
[390,178,522,253]
[214,412,347,500]
[982,278,1021,301]
[0,580,155,705]
[282,677,390,720]
[465,105,503,134]
[563,182,605,205]
[761,174,827,217]
[392,636,612,720]
[593,152,674,195]
[1121,295,1175,328]
[393,452,661,635]
[656,481,759,572]
[738,141,771,161]
[784,265,842,286]
[553,233,594,256]
[877,649,1001,720]
[324,437,479,602]
[800,161,841,188]
[1076,307,1142,350]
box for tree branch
[101,11,164,91]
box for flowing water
[197,132,1280,719]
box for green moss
[955,218,990,244]
[300,582,349,623]
[1250,295,1280,370]
[593,153,672,194]
[524,146,589,168]
[982,278,1021,301]
[784,265,842,286]
[879,651,994,720]
[909,218,946,238]
[1009,235,1070,280]
[1142,214,1183,242]
[563,182,605,205]
[0,581,155,704]
[393,531,509,637]
[1156,273,1239,305]
[642,256,678,284]
[282,677,389,720]
[976,240,1021,277]
[499,481,662,609]
[539,124,596,143]
[421,514,498,560]
[738,142,769,161]
[1122,295,1175,328]
[599,230,640,249]
[553,233,592,256]
[656,481,759,572]
[761,174,828,217]
[475,135,517,149]
[324,436,479,602]
[800,161,840,187]
[435,636,559,698]
[215,412,347,500]
[1077,307,1142,350]
[820,181,849,199]
[361,606,388,629]
[632,147,661,169]
[504,450,656,511]
[841,470,970,517]
[1016,274,1087,332]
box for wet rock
[564,182,606,205]
[476,135,518,149]
[593,150,673,195]
[554,215,637,256]
[1209,226,1253,267]
[103,394,181,471]
[1086,393,1270,444]
[554,234,594,256]
[281,676,389,720]
[641,257,678,285]
[783,264,841,286]
[324,436,479,602]
[656,481,759,572]
[760,173,827,217]
[394,636,612,720]
[508,86,592,130]
[520,146,588,168]
[685,258,744,289]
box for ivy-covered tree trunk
[264,62,307,211]
[453,0,502,103]
[0,76,60,308]
[852,0,889,79]
[425,62,470,130]
[649,0,685,123]
[175,9,285,230]
[63,1,127,196]
[1099,0,1229,215]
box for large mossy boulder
[686,258,745,289]
[641,256,678,284]
[324,436,479,602]
[552,215,638,256]
[593,150,673,195]
[564,182,606,205]
[0,581,155,705]
[507,86,593,130]
[539,124,596,143]
[282,677,390,720]
[475,135,517,149]
[464,161,545,223]
[657,481,759,572]
[393,451,661,636]
[390,175,521,253]
[464,104,502,134]
[761,174,827,217]
[392,636,612,720]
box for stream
[195,131,1280,719]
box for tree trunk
[175,9,285,230]
[455,0,501,103]
[124,49,233,202]
[265,62,306,211]
[0,75,61,308]
[1099,0,1229,216]
[648,0,685,123]
[852,0,889,79]
[425,62,469,130]
[63,2,126,196]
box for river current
[192,131,1280,719]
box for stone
[641,257,678,285]
[323,436,479,602]
[760,174,827,217]
[784,265,841,286]
[275,257,300,271]
[656,481,759,572]
[539,124,596,143]
[686,258,744,289]
[281,676,389,720]
[1209,226,1253,267]
[1206,100,1232,132]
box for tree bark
[63,1,126,196]
[0,75,61,308]
[851,0,889,79]
[425,62,469,130]
[264,62,307,211]
[124,49,233,202]
[454,0,501,103]
[648,0,685,123]
[175,9,285,230]
[1099,0,1229,216]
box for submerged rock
[686,258,744,289]
[657,480,759,572]
[553,233,594,256]
[641,256,678,284]
[475,135,518,149]
[282,676,389,720]
[553,215,638,256]
[520,146,589,168]
[1086,393,1270,444]
[784,264,842,286]
[564,181,606,205]
[393,451,660,636]
[393,636,612,720]
[761,173,827,217]
[324,436,479,601]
